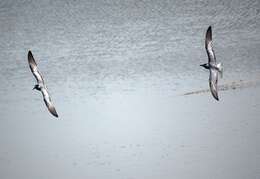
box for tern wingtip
[213,95,219,101]
[206,26,212,34]
[28,50,34,60]
[50,108,59,118]
[51,112,59,118]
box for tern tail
[217,63,223,78]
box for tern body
[28,51,58,118]
[200,26,223,101]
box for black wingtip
[213,95,219,101]
[205,26,213,47]
[52,111,59,118]
[206,26,212,36]
[52,113,59,118]
[48,106,59,118]
[28,50,38,67]
[206,26,212,33]
[28,50,34,62]
[28,50,32,57]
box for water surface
[0,0,259,178]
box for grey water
[0,0,259,178]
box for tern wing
[41,87,59,118]
[205,26,216,64]
[209,68,219,101]
[28,51,45,84]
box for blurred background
[0,0,259,178]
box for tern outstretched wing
[209,68,219,100]
[28,50,58,118]
[28,51,44,84]
[205,26,216,64]
[41,88,59,117]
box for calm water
[0,0,259,178]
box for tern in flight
[200,26,223,101]
[28,51,59,117]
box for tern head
[32,84,41,91]
[200,63,210,69]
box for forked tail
[217,62,223,78]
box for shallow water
[0,0,260,178]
